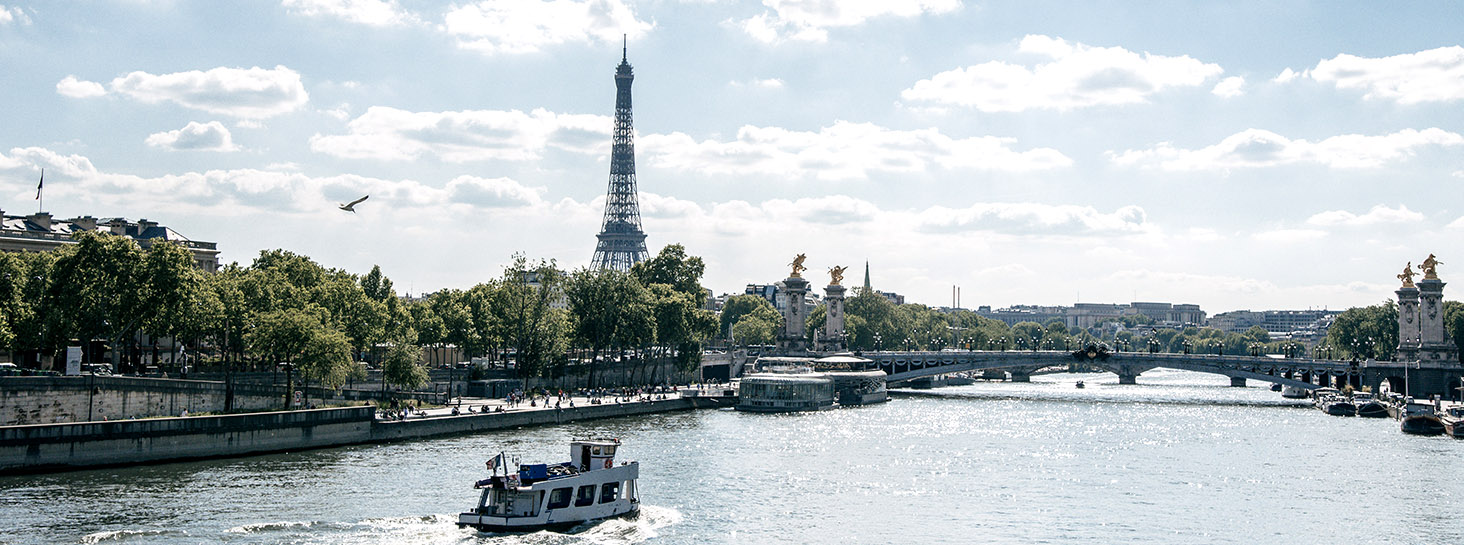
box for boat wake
[80,529,177,543]
[210,507,680,544]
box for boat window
[592,446,602,455]
[547,487,572,509]
[599,481,620,503]
[604,446,616,456]
[575,485,596,507]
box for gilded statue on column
[828,265,847,286]
[1421,253,1442,280]
[1398,262,1416,288]
[789,254,807,278]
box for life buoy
[604,459,612,469]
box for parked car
[82,363,113,375]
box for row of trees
[716,287,1464,361]
[0,233,717,392]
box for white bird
[339,195,369,212]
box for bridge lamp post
[1181,339,1192,355]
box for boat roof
[571,438,620,446]
[742,373,832,384]
[813,353,873,365]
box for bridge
[866,350,1362,390]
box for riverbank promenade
[0,385,735,475]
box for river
[2,369,1461,544]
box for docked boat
[1320,397,1357,417]
[1280,385,1309,399]
[1075,380,1085,389]
[458,439,640,532]
[1441,406,1464,439]
[1352,392,1389,418]
[1397,400,1446,436]
[737,372,836,412]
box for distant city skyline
[1,1,1461,311]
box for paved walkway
[382,386,733,420]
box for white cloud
[736,0,960,44]
[282,0,417,26]
[1273,67,1300,83]
[145,121,241,152]
[731,78,784,89]
[1307,46,1464,104]
[445,175,545,208]
[1454,170,1464,178]
[1211,76,1245,98]
[0,5,29,25]
[442,0,652,55]
[1251,228,1325,244]
[1306,204,1423,227]
[917,203,1148,236]
[1109,127,1464,171]
[901,35,1224,112]
[109,66,309,118]
[641,121,1070,180]
[55,76,107,98]
[309,106,609,162]
[0,146,552,216]
[1448,216,1464,230]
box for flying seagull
[339,195,369,212]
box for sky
[1,1,1462,314]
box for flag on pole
[35,168,43,200]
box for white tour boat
[457,438,640,532]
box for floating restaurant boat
[737,372,836,412]
[1352,392,1389,418]
[1397,400,1446,436]
[457,439,640,532]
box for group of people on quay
[373,383,705,421]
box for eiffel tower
[590,40,649,271]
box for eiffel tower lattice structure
[590,40,649,271]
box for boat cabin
[571,439,618,472]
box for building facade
[0,210,219,272]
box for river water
[3,369,1462,545]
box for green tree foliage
[495,254,568,379]
[1325,301,1399,360]
[719,294,772,339]
[732,304,781,346]
[381,336,429,390]
[631,243,707,306]
[1446,301,1464,362]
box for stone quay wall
[0,397,712,474]
[0,376,443,426]
[0,406,376,474]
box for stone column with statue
[778,254,810,352]
[1415,254,1458,364]
[822,265,848,351]
[1396,261,1421,362]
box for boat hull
[1356,402,1389,418]
[1444,418,1464,439]
[458,503,639,533]
[1400,415,1446,436]
[1322,402,1357,417]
